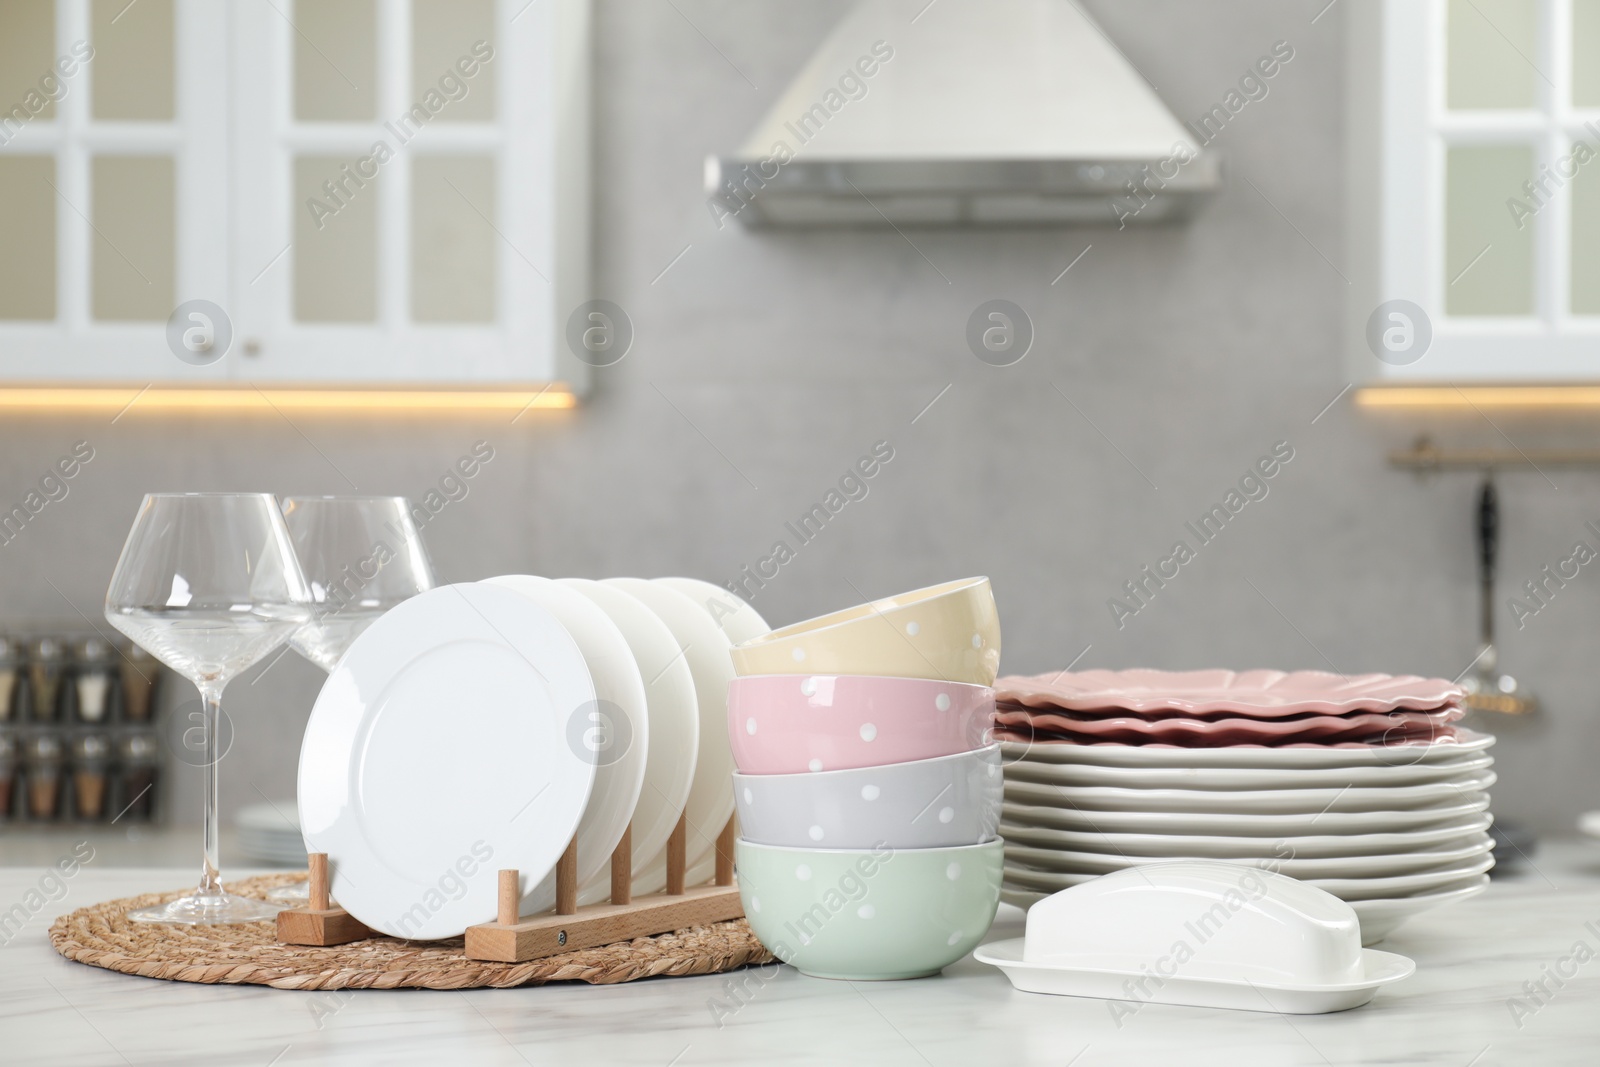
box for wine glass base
[126,891,283,925]
[265,880,317,903]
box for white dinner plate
[1002,795,1493,836]
[1001,834,1494,878]
[560,578,699,904]
[1345,877,1491,941]
[654,576,771,645]
[485,576,650,914]
[605,578,737,893]
[1002,754,1494,790]
[299,583,596,939]
[998,731,1495,769]
[1002,876,1491,946]
[1003,771,1495,814]
[995,813,1496,859]
[1004,854,1494,899]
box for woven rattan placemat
[49,873,772,990]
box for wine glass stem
[199,683,223,897]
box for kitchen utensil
[993,704,1462,746]
[1461,478,1537,715]
[560,578,698,903]
[730,577,1001,686]
[998,752,1493,789]
[997,729,1495,768]
[298,583,597,940]
[1001,855,1495,898]
[998,669,1465,716]
[728,673,994,775]
[1002,770,1495,814]
[1004,844,1491,895]
[236,802,308,865]
[486,576,650,913]
[736,837,1002,980]
[604,578,736,889]
[106,493,312,923]
[735,745,1002,849]
[1002,794,1492,835]
[996,813,1495,859]
[1001,877,1491,946]
[977,862,1415,1013]
[1341,878,1490,942]
[654,576,772,644]
[1002,834,1494,878]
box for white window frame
[0,0,591,393]
[1350,0,1600,383]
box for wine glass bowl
[281,496,437,672]
[105,493,311,924]
[267,496,435,903]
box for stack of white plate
[236,801,308,866]
[295,575,769,940]
[996,670,1496,945]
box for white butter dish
[975,861,1414,1014]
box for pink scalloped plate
[996,669,1464,717]
[993,705,1462,747]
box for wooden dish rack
[278,814,743,962]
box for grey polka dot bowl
[736,837,1004,980]
[734,745,1002,849]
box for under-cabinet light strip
[0,386,578,413]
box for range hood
[705,0,1219,228]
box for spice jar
[0,729,16,819]
[24,732,64,820]
[119,645,159,723]
[71,732,112,820]
[29,637,65,721]
[116,731,159,822]
[74,638,114,724]
[0,638,19,722]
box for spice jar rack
[0,633,164,825]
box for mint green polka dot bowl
[735,838,1003,980]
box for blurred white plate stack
[236,802,309,867]
[994,669,1496,945]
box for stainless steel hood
[705,0,1219,228]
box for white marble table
[2,843,1598,1066]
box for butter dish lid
[976,862,1414,1014]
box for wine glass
[105,493,311,923]
[266,496,436,902]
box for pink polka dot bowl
[734,745,1001,850]
[727,673,995,775]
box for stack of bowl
[726,577,1006,980]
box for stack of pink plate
[995,669,1495,945]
